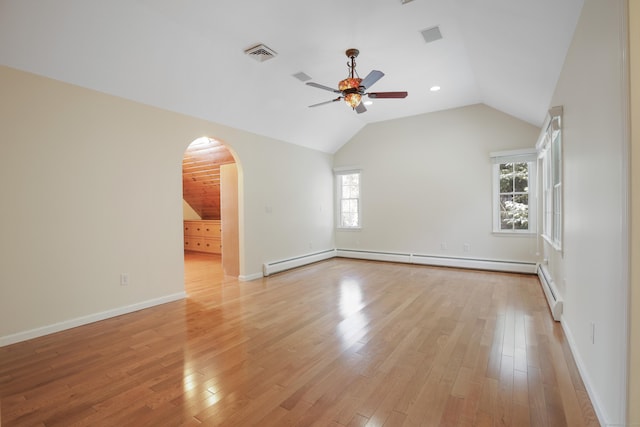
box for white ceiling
[0,0,583,153]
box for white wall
[0,66,334,343]
[334,104,540,263]
[629,0,640,423]
[544,0,629,424]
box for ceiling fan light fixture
[338,77,362,91]
[344,93,362,108]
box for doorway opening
[182,137,240,284]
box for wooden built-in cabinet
[184,220,221,254]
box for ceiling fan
[306,48,408,114]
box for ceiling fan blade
[355,102,367,114]
[368,91,408,99]
[360,70,384,89]
[308,97,342,108]
[306,82,341,93]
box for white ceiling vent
[292,71,312,82]
[421,26,443,44]
[244,44,277,62]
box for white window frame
[490,149,537,234]
[334,168,362,230]
[537,106,563,250]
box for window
[538,107,563,249]
[491,150,537,233]
[336,171,361,229]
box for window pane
[342,212,357,227]
[500,163,513,193]
[552,121,562,185]
[342,174,359,186]
[514,163,528,192]
[342,185,351,198]
[500,195,513,230]
[500,194,529,230]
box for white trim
[262,249,337,276]
[489,148,537,163]
[333,166,362,174]
[561,317,608,426]
[0,292,186,347]
[238,272,264,281]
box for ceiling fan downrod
[345,48,360,79]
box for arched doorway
[182,137,239,277]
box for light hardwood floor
[0,253,599,426]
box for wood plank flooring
[0,253,600,426]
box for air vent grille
[244,44,277,62]
[421,26,443,44]
[292,71,312,82]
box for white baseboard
[336,249,537,274]
[262,249,336,277]
[560,318,609,427]
[0,292,186,347]
[238,272,263,281]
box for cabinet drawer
[184,221,200,237]
[203,237,221,254]
[184,236,204,251]
[202,223,221,238]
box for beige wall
[629,0,639,424]
[546,0,629,424]
[0,66,335,343]
[182,200,201,220]
[334,103,540,263]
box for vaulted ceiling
[0,0,584,153]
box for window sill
[492,231,536,237]
[337,227,362,232]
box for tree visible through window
[499,162,529,230]
[491,149,536,234]
[337,172,360,228]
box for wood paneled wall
[182,138,235,219]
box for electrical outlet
[120,273,129,286]
[440,243,447,251]
[463,243,471,252]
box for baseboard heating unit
[336,249,537,274]
[537,264,563,321]
[261,248,538,278]
[263,249,336,276]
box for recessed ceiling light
[364,100,373,106]
[430,85,441,92]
